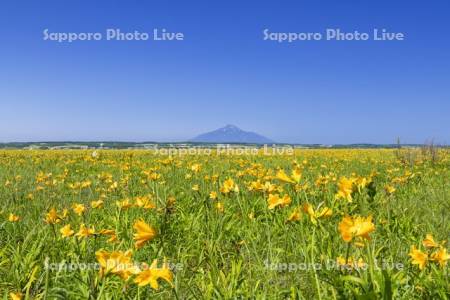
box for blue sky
[0,0,449,144]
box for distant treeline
[0,142,446,149]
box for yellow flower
[336,256,349,267]
[302,203,332,225]
[338,215,375,243]
[220,178,238,194]
[75,224,95,239]
[8,213,20,222]
[192,184,200,191]
[80,180,91,188]
[291,168,302,183]
[408,246,428,270]
[9,292,23,300]
[191,163,201,173]
[44,208,60,224]
[108,233,118,243]
[384,185,396,195]
[430,247,450,268]
[134,259,173,290]
[135,196,156,209]
[60,224,74,238]
[223,178,234,190]
[249,180,264,191]
[116,199,133,210]
[335,177,355,202]
[215,201,224,213]
[96,249,138,280]
[91,200,104,209]
[109,181,118,190]
[354,176,370,191]
[72,203,86,216]
[267,194,291,210]
[99,229,117,241]
[422,234,439,249]
[263,181,277,193]
[286,208,301,222]
[209,191,218,200]
[60,209,69,220]
[133,220,157,249]
[276,169,295,184]
[319,207,333,218]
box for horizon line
[0,140,447,146]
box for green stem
[345,242,352,265]
[311,228,322,300]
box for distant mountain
[190,125,275,144]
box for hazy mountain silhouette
[190,125,274,144]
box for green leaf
[382,270,392,300]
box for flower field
[0,149,448,299]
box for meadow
[0,148,448,299]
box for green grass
[0,149,448,299]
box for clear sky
[0,0,449,144]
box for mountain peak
[220,124,240,132]
[224,124,238,129]
[190,125,274,144]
